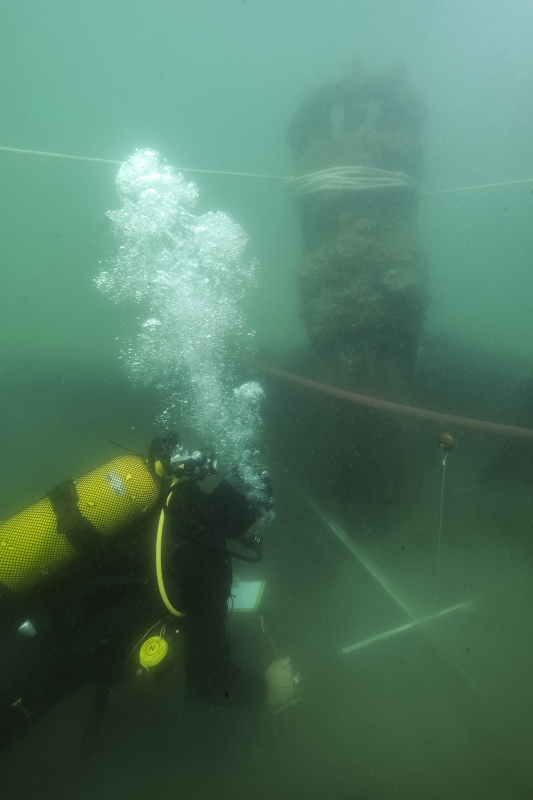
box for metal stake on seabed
[339,601,473,655]
[303,493,481,696]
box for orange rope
[244,360,533,442]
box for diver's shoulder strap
[48,479,101,551]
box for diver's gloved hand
[231,468,275,524]
[210,468,274,547]
[265,657,294,706]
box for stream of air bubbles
[96,149,269,506]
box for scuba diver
[0,433,294,753]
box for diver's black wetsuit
[167,479,267,706]
[0,477,266,751]
[174,529,266,705]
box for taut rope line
[0,146,284,180]
[1,145,532,195]
[243,360,533,443]
[426,177,533,195]
[435,449,448,605]
[0,145,122,166]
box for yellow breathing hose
[155,490,185,618]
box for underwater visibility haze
[1,2,533,799]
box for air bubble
[96,149,269,504]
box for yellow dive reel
[120,623,179,682]
[139,635,169,671]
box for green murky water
[1,2,533,798]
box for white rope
[426,177,533,195]
[0,145,284,180]
[170,166,286,180]
[1,144,532,195]
[435,449,448,605]
[287,165,419,197]
[0,145,122,166]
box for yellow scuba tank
[0,455,160,593]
